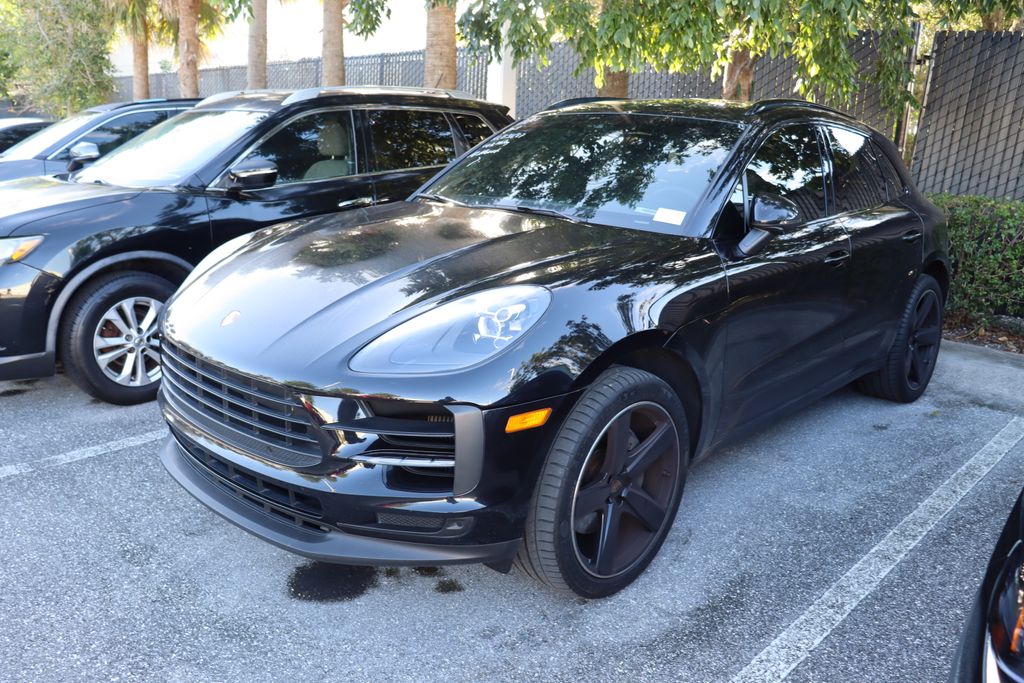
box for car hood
[164,201,713,390]
[0,176,141,236]
[0,158,46,184]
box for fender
[45,250,193,355]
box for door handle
[338,197,374,210]
[902,229,922,242]
[823,250,850,266]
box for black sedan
[0,87,511,403]
[157,98,950,597]
[0,99,197,180]
[0,117,53,153]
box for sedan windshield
[75,109,268,188]
[0,110,101,160]
[422,112,744,234]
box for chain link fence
[912,31,1024,201]
[114,48,489,101]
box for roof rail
[281,85,480,107]
[541,96,627,112]
[747,98,852,118]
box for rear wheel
[61,271,176,405]
[515,366,689,598]
[856,274,943,403]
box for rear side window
[869,141,907,201]
[368,109,456,172]
[452,113,494,148]
[56,109,168,159]
[745,125,827,223]
[825,126,888,213]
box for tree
[4,0,116,115]
[247,0,267,88]
[108,0,155,99]
[322,0,349,86]
[424,0,456,89]
[176,0,201,96]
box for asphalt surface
[2,340,1024,682]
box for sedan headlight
[0,235,43,264]
[349,285,551,374]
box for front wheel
[515,366,689,598]
[60,271,177,405]
[856,274,944,403]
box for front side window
[238,111,356,185]
[452,113,495,148]
[368,109,456,172]
[745,125,827,223]
[422,112,744,234]
[826,126,888,213]
[0,110,101,160]
[53,109,169,159]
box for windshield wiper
[487,203,583,224]
[415,193,465,206]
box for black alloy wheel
[857,273,944,403]
[516,366,689,598]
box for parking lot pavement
[1,341,1023,682]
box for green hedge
[929,194,1024,320]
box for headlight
[349,285,551,374]
[0,235,43,264]
[180,233,252,289]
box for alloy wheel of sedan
[93,297,163,387]
[571,401,681,578]
[905,289,941,391]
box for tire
[60,271,176,405]
[515,366,690,598]
[856,274,944,403]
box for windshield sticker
[653,208,686,225]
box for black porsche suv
[157,98,950,597]
[0,86,511,403]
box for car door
[41,108,172,174]
[822,125,925,367]
[203,108,376,248]
[363,108,463,204]
[717,123,853,433]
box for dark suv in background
[0,86,511,404]
[0,99,198,181]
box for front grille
[375,511,445,530]
[161,340,321,468]
[173,427,329,534]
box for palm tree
[177,0,201,97]
[247,0,267,89]
[424,1,455,89]
[108,0,154,99]
[321,0,349,86]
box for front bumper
[0,261,59,379]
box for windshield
[75,109,269,188]
[0,110,101,160]
[422,112,744,234]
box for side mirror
[67,141,100,172]
[750,193,801,235]
[226,159,278,191]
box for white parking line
[0,429,167,481]
[731,416,1024,683]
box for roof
[87,98,200,113]
[193,86,499,112]
[542,97,857,125]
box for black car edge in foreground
[0,86,511,404]
[951,489,1024,682]
[158,97,951,597]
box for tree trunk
[132,15,150,100]
[597,68,628,98]
[247,0,268,89]
[424,2,457,89]
[722,48,755,101]
[177,0,200,98]
[322,0,348,87]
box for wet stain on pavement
[434,578,464,593]
[288,562,378,602]
[0,389,28,397]
[873,423,890,431]
[413,566,442,577]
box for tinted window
[57,109,169,159]
[826,126,888,213]
[452,113,494,148]
[241,111,356,185]
[746,125,827,222]
[0,110,101,160]
[869,141,906,201]
[423,113,744,234]
[0,123,48,152]
[368,109,456,171]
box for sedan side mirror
[750,193,801,234]
[226,160,278,191]
[67,141,100,172]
